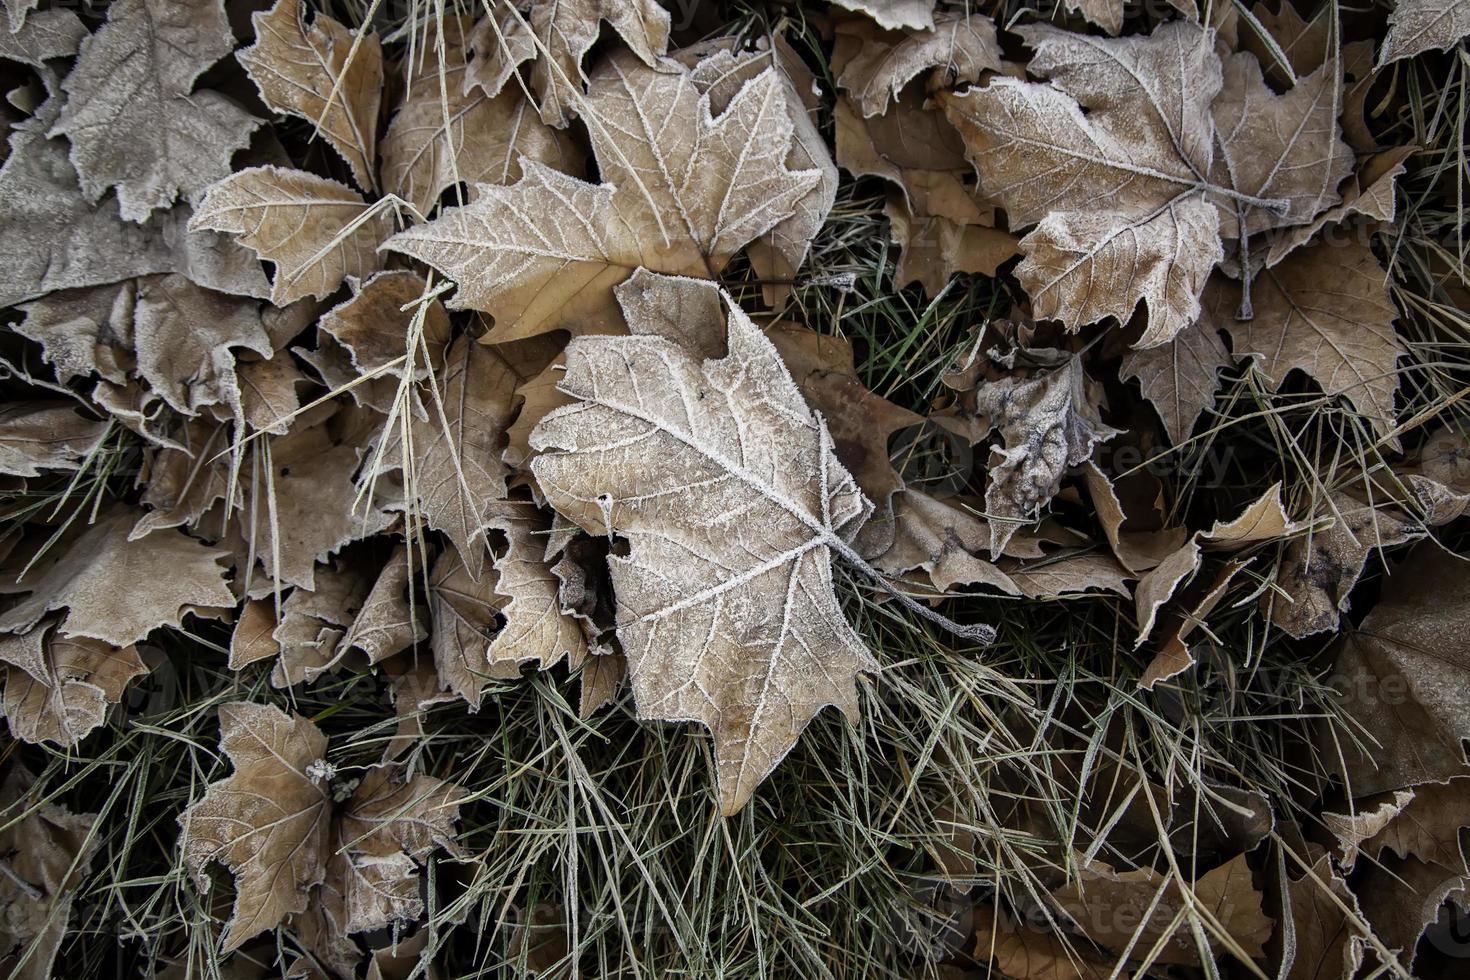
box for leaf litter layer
[1,0,1470,978]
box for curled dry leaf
[0,504,233,647]
[465,0,671,128]
[190,165,393,306]
[379,14,581,218]
[0,402,108,477]
[874,490,1020,595]
[969,355,1121,557]
[1265,147,1414,268]
[240,0,383,191]
[428,543,519,708]
[484,502,588,672]
[834,12,1002,119]
[386,49,822,343]
[529,286,880,814]
[0,765,99,980]
[0,619,147,747]
[50,0,261,221]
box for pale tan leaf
[529,289,877,814]
[578,650,626,717]
[385,50,822,343]
[1203,482,1309,547]
[0,765,99,980]
[465,0,671,127]
[0,5,83,69]
[130,417,236,539]
[0,402,108,477]
[1081,463,1190,573]
[0,619,147,747]
[831,0,936,31]
[834,88,970,214]
[237,561,373,687]
[1205,240,1405,442]
[428,544,519,708]
[1321,789,1416,871]
[234,350,305,435]
[379,15,581,218]
[971,356,1121,556]
[938,22,1226,345]
[485,502,588,671]
[874,490,1021,594]
[1359,777,1470,873]
[1209,54,1353,239]
[504,354,572,473]
[1380,0,1470,65]
[1065,0,1124,34]
[50,0,260,220]
[179,702,331,952]
[240,0,382,190]
[1119,309,1233,445]
[885,192,1018,296]
[0,505,233,646]
[1325,545,1470,794]
[190,165,393,306]
[835,12,1001,118]
[1133,536,1202,647]
[1139,558,1247,689]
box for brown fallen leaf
[1139,559,1247,689]
[1360,777,1470,873]
[875,490,1021,595]
[379,14,581,218]
[971,355,1121,556]
[1119,309,1233,446]
[0,402,108,477]
[231,561,375,687]
[485,502,588,672]
[885,193,1019,296]
[1266,492,1420,638]
[339,544,427,664]
[1001,551,1133,599]
[1081,463,1189,574]
[1276,852,1369,980]
[0,504,233,646]
[1355,854,1466,973]
[1203,240,1406,443]
[1325,544,1470,796]
[428,543,520,709]
[1380,0,1470,65]
[0,96,270,306]
[530,286,883,814]
[577,650,627,718]
[0,5,82,70]
[1321,789,1416,871]
[297,270,450,415]
[385,49,822,343]
[181,703,466,956]
[465,0,671,128]
[50,0,261,221]
[240,0,383,191]
[0,764,99,980]
[1052,853,1273,965]
[190,165,394,306]
[0,618,147,747]
[381,652,456,761]
[13,281,136,384]
[938,22,1228,346]
[180,701,331,952]
[834,12,1002,118]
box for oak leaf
[190,165,394,306]
[529,288,879,814]
[50,0,261,220]
[0,504,233,646]
[379,14,581,218]
[385,50,822,343]
[465,0,671,127]
[240,0,383,190]
[0,618,147,747]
